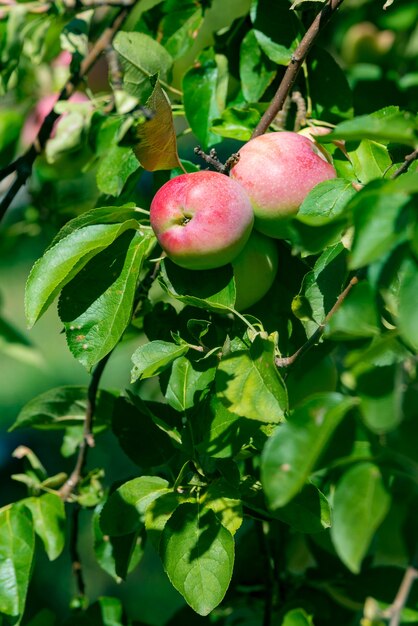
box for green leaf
[145,492,193,549]
[96,145,139,196]
[349,187,411,269]
[292,243,347,338]
[159,259,236,313]
[348,139,392,184]
[296,179,357,226]
[10,386,116,431]
[398,256,418,351]
[322,106,418,146]
[165,355,217,412]
[160,503,234,616]
[63,596,125,626]
[357,364,404,434]
[331,463,391,573]
[281,608,314,626]
[100,476,170,536]
[202,480,243,536]
[112,396,174,468]
[133,79,181,171]
[250,0,301,66]
[25,220,140,328]
[113,31,173,101]
[93,505,144,581]
[60,9,92,58]
[240,30,276,103]
[211,106,261,141]
[0,505,34,618]
[163,8,203,60]
[261,393,356,509]
[131,340,189,383]
[325,281,380,340]
[23,494,65,561]
[59,229,155,370]
[183,49,225,150]
[0,109,23,167]
[272,483,331,534]
[307,47,353,122]
[216,335,288,423]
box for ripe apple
[230,131,337,238]
[232,231,278,311]
[150,171,254,270]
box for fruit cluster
[150,131,336,310]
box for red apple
[230,131,337,238]
[232,231,278,311]
[150,171,254,270]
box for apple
[230,131,337,238]
[232,230,278,311]
[150,171,254,270]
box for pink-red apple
[150,171,254,270]
[230,131,337,238]
[232,231,278,311]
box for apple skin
[150,171,254,270]
[230,131,337,238]
[232,231,278,311]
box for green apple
[150,170,254,270]
[230,131,336,238]
[232,231,279,311]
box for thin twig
[391,149,418,179]
[59,352,111,501]
[381,551,418,626]
[69,503,86,599]
[276,275,359,368]
[194,146,240,175]
[0,3,133,223]
[252,0,345,138]
[255,521,276,626]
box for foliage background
[1,0,418,624]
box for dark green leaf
[398,256,418,351]
[250,0,301,65]
[23,494,65,561]
[216,335,288,422]
[100,476,170,536]
[272,483,331,533]
[93,505,144,581]
[133,79,181,171]
[183,48,225,149]
[357,364,404,434]
[25,220,140,328]
[10,386,116,431]
[308,47,354,122]
[165,355,217,412]
[160,503,234,616]
[261,393,356,509]
[159,259,236,313]
[131,340,189,383]
[325,281,380,340]
[0,505,34,618]
[163,8,203,60]
[240,30,276,103]
[112,396,174,467]
[113,31,173,101]
[59,230,156,370]
[349,189,410,269]
[331,463,391,573]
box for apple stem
[275,275,359,368]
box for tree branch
[0,3,133,223]
[381,552,418,626]
[69,503,86,600]
[276,275,359,368]
[59,352,111,501]
[194,146,240,175]
[391,149,418,179]
[252,0,345,138]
